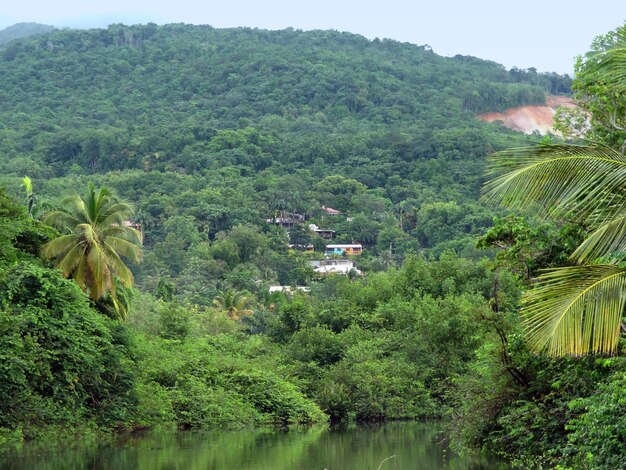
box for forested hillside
[0,22,55,47]
[0,23,572,299]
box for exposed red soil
[477,95,576,135]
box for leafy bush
[565,370,626,469]
[132,333,326,429]
[326,341,437,422]
[285,326,344,366]
[0,262,136,439]
[157,302,191,340]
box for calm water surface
[0,422,508,469]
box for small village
[266,206,363,287]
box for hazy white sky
[0,0,624,74]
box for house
[268,286,311,293]
[309,224,335,240]
[288,244,314,253]
[324,244,363,256]
[309,259,362,276]
[114,220,142,231]
[321,206,341,215]
[266,211,306,228]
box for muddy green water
[0,422,508,469]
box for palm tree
[483,33,626,356]
[261,289,283,312]
[41,183,143,306]
[484,143,626,356]
[96,284,133,321]
[212,289,254,320]
[377,249,396,271]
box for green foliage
[565,369,626,469]
[212,288,254,320]
[482,24,626,357]
[448,312,625,467]
[266,253,494,424]
[157,302,191,340]
[0,24,566,305]
[0,22,608,464]
[557,23,626,149]
[286,326,344,366]
[483,357,613,466]
[132,333,325,429]
[0,187,54,268]
[0,262,136,439]
[0,23,55,47]
[323,335,438,422]
[451,156,626,465]
[477,215,585,280]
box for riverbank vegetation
[0,20,625,468]
[0,190,493,438]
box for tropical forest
[1,20,626,469]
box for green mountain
[0,23,571,296]
[0,22,56,47]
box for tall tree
[41,183,143,305]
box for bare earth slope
[477,96,575,134]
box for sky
[0,0,624,75]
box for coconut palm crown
[483,32,626,357]
[212,289,254,320]
[41,183,143,301]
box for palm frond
[483,144,626,225]
[213,289,254,317]
[100,202,134,225]
[40,234,80,259]
[586,43,626,90]
[104,236,143,263]
[522,264,626,356]
[41,211,81,231]
[77,223,99,245]
[73,255,89,291]
[212,296,225,308]
[59,193,88,219]
[572,214,626,262]
[100,226,143,245]
[22,176,33,192]
[102,242,135,287]
[102,289,131,321]
[86,244,111,299]
[55,243,85,277]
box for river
[0,422,508,469]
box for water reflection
[0,422,508,469]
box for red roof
[322,206,341,215]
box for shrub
[0,263,136,438]
[565,371,626,469]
